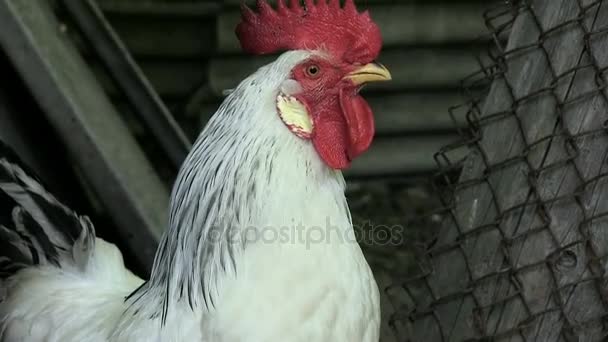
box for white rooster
[0,0,391,341]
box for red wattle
[312,116,350,169]
[339,89,375,159]
[310,90,375,170]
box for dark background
[0,1,490,340]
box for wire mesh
[388,0,608,341]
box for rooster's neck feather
[125,50,350,320]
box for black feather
[0,140,96,279]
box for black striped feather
[0,141,95,279]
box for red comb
[235,0,382,63]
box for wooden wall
[96,0,488,177]
[91,2,490,340]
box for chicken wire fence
[386,0,608,341]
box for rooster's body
[0,1,390,341]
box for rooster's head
[236,0,390,169]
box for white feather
[0,50,380,342]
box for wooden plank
[103,16,216,58]
[0,0,169,272]
[62,0,191,170]
[193,91,466,134]
[92,60,208,98]
[207,48,482,97]
[217,3,486,54]
[99,1,220,17]
[347,135,463,177]
[190,101,463,176]
[95,2,485,58]
[407,1,608,340]
[368,92,466,133]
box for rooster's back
[0,141,145,341]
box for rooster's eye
[305,65,321,78]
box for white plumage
[0,50,380,342]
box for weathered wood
[0,0,169,272]
[63,0,191,170]
[102,15,217,58]
[94,48,479,99]
[94,2,485,59]
[207,48,482,97]
[92,60,208,98]
[193,92,466,134]
[407,1,608,341]
[369,92,466,133]
[99,1,220,16]
[347,135,463,177]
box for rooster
[0,0,391,341]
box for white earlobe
[276,92,313,139]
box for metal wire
[388,1,608,340]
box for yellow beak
[345,62,392,85]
